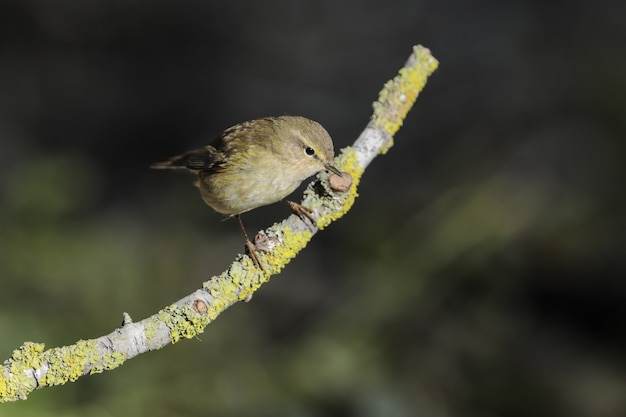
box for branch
[0,45,438,403]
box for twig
[0,45,438,402]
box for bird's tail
[151,148,214,171]
[150,154,189,170]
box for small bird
[151,115,341,269]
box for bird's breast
[196,160,305,215]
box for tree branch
[0,45,438,403]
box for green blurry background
[1,1,625,416]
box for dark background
[1,1,625,416]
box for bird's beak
[324,162,343,177]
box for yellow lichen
[158,304,211,344]
[279,227,312,255]
[372,45,439,149]
[144,318,161,340]
[315,147,362,230]
[39,340,99,386]
[337,146,365,177]
[206,287,229,314]
[92,352,126,374]
[0,342,46,402]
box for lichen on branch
[0,45,438,403]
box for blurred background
[1,0,625,416]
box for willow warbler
[152,115,341,269]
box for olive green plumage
[152,115,340,269]
[152,115,340,215]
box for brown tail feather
[150,155,188,169]
[151,148,216,171]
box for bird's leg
[283,199,317,228]
[235,214,263,270]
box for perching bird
[151,115,341,269]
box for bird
[151,115,341,269]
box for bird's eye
[304,147,315,156]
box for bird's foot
[283,200,317,228]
